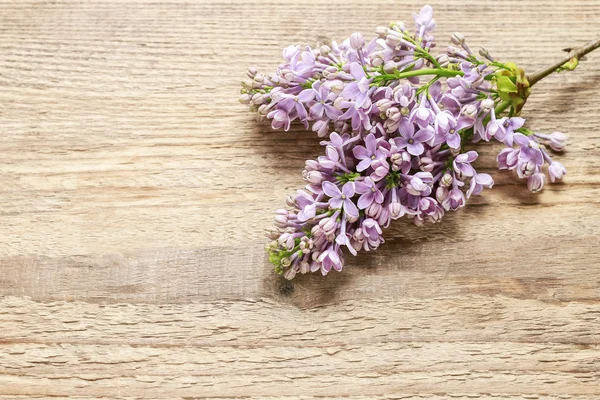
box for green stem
[373,68,464,85]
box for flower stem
[528,38,600,86]
[373,67,463,85]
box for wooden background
[1,0,599,398]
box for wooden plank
[0,296,599,397]
[0,0,599,398]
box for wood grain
[0,0,599,397]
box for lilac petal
[513,133,530,147]
[339,106,356,120]
[310,103,324,119]
[355,181,371,194]
[322,181,341,198]
[465,151,478,162]
[298,203,316,222]
[344,198,359,218]
[324,104,342,120]
[365,133,377,154]
[533,149,544,166]
[446,132,461,149]
[357,192,374,209]
[398,118,414,138]
[356,158,372,172]
[458,163,475,177]
[508,117,525,130]
[374,190,384,204]
[407,142,424,156]
[341,82,361,100]
[298,89,316,103]
[342,182,355,197]
[350,62,366,80]
[456,116,475,131]
[436,112,451,132]
[295,103,307,121]
[353,145,370,160]
[394,137,409,149]
[355,91,370,109]
[413,127,434,143]
[475,173,494,186]
[330,132,343,147]
[329,197,343,209]
[429,80,442,101]
[466,181,477,199]
[325,146,340,163]
[351,113,361,131]
[295,190,314,208]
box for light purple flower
[295,190,319,222]
[453,150,478,177]
[466,173,494,198]
[495,117,525,146]
[409,97,435,129]
[497,147,519,170]
[318,245,343,274]
[548,161,567,182]
[322,181,359,218]
[355,177,384,209]
[514,134,543,166]
[340,62,372,109]
[443,188,466,211]
[394,119,434,156]
[413,5,436,37]
[362,218,384,250]
[318,145,341,170]
[305,82,343,121]
[352,133,386,171]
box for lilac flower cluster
[242,6,569,278]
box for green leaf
[496,75,518,93]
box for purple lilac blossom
[246,5,570,278]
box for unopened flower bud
[389,201,404,218]
[246,66,258,79]
[266,229,280,240]
[286,195,296,208]
[319,217,337,236]
[239,93,251,104]
[419,156,434,170]
[481,98,495,111]
[303,170,323,184]
[437,54,450,65]
[376,99,394,113]
[549,132,567,151]
[299,261,310,274]
[461,104,478,118]
[527,173,546,193]
[375,26,388,37]
[479,47,495,61]
[366,202,382,218]
[440,173,453,187]
[436,186,449,203]
[319,44,331,55]
[325,79,344,93]
[451,32,465,45]
[353,227,365,241]
[251,93,266,105]
[305,160,319,170]
[322,66,338,79]
[383,61,397,74]
[283,267,296,280]
[349,32,365,50]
